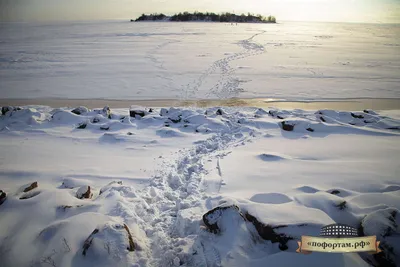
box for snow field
[0,105,399,266]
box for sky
[0,0,399,23]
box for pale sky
[0,0,399,23]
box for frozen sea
[0,20,399,100]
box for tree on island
[134,12,276,23]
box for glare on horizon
[0,0,399,23]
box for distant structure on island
[132,12,276,23]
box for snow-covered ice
[0,105,399,266]
[1,21,399,100]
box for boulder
[280,121,295,131]
[76,122,87,129]
[202,205,241,233]
[350,112,364,119]
[202,205,292,250]
[244,212,292,250]
[0,190,6,205]
[360,208,400,267]
[215,108,226,116]
[23,182,38,192]
[76,186,93,199]
[71,106,89,115]
[82,229,99,256]
[129,109,146,118]
[1,106,13,115]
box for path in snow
[182,30,266,100]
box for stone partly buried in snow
[360,208,400,267]
[71,106,89,115]
[76,186,93,199]
[0,190,6,205]
[82,224,136,256]
[123,224,136,251]
[23,182,38,192]
[202,205,292,250]
[129,109,146,118]
[19,182,40,200]
[1,106,21,115]
[280,121,295,131]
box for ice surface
[1,21,399,100]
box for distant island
[132,12,276,23]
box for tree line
[134,12,276,23]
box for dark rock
[277,116,284,120]
[351,112,364,119]
[387,127,399,130]
[100,126,110,131]
[23,182,38,192]
[169,116,181,123]
[71,106,89,115]
[127,132,134,135]
[1,106,14,115]
[0,190,6,205]
[335,201,347,210]
[330,190,340,195]
[244,212,292,250]
[76,186,93,199]
[203,205,293,251]
[20,191,41,199]
[92,117,100,123]
[129,110,146,118]
[216,108,225,116]
[148,108,153,113]
[319,116,326,122]
[360,209,399,266]
[281,121,294,131]
[202,205,241,233]
[77,122,87,129]
[306,128,314,132]
[123,224,136,251]
[363,110,370,114]
[82,229,99,256]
